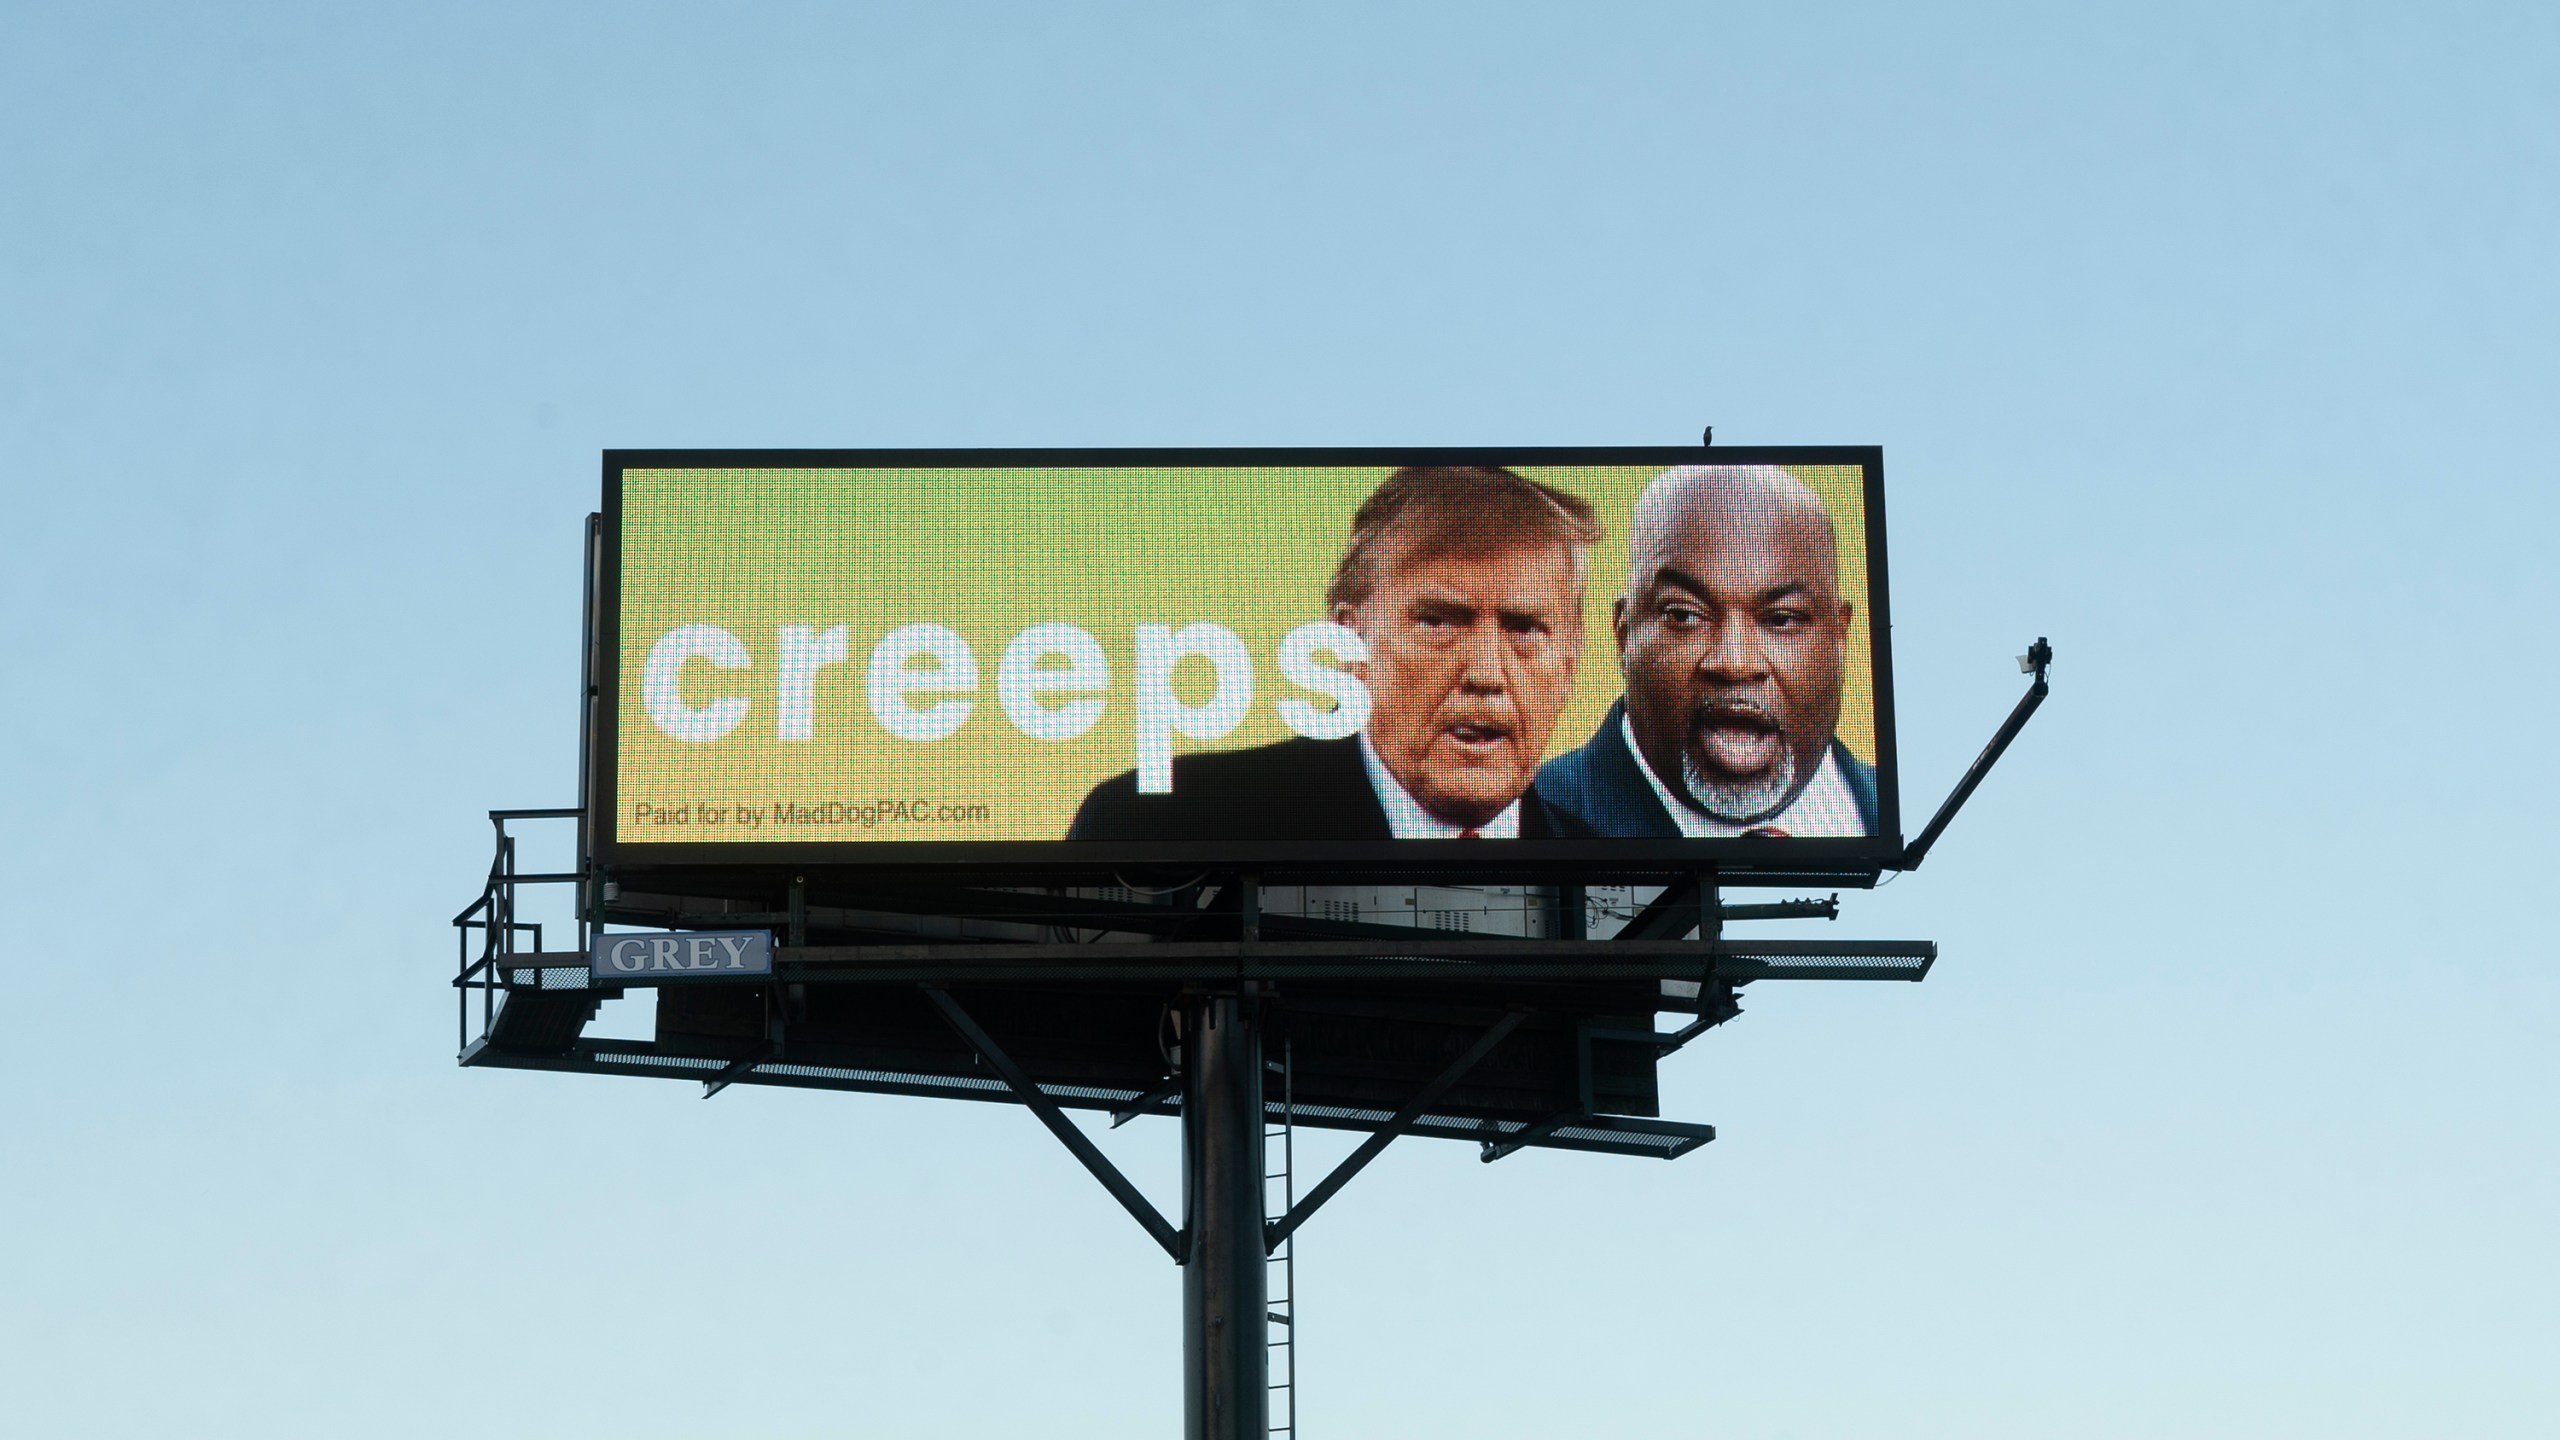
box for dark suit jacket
[1533,700,1878,839]
[1067,735,1591,842]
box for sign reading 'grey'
[590,930,773,982]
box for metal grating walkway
[461,1034,1717,1161]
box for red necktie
[1741,825,1790,839]
[1459,827,1481,839]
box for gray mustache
[1690,697,1779,730]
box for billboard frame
[591,445,1902,877]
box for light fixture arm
[1896,637,2052,872]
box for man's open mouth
[1691,705,1782,776]
[1440,719,1515,752]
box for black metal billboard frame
[457,860,1911,1440]
[590,443,1906,876]
[452,859,1933,1151]
[454,636,2053,1440]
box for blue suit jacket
[1534,700,1878,838]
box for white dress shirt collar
[1357,733,1522,839]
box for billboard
[597,448,1898,868]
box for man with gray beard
[1535,465,1877,838]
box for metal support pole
[1182,988,1265,1440]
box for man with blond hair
[1069,465,1602,841]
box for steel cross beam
[921,985,1184,1262]
[1262,1009,1527,1254]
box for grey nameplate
[590,930,773,982]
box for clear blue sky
[5,5,2553,1437]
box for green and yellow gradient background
[616,465,1874,844]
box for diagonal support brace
[1480,1108,1581,1163]
[922,985,1185,1262]
[703,983,791,1099]
[701,1040,777,1099]
[1110,1073,1180,1129]
[1264,1010,1526,1254]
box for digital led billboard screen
[597,448,1897,868]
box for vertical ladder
[1265,1035,1296,1439]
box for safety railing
[452,807,584,1052]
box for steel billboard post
[1182,987,1266,1440]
